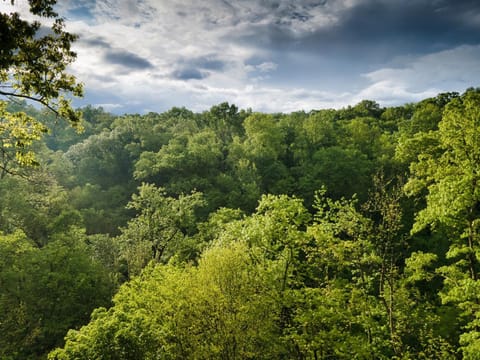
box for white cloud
[0,0,34,17]
[356,45,480,105]
[93,103,124,111]
[62,1,267,112]
[256,62,278,73]
[52,1,480,113]
[72,40,480,114]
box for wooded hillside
[1,89,480,359]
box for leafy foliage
[406,88,480,357]
[119,183,205,276]
[0,0,83,176]
[0,88,478,358]
[0,229,115,359]
[0,0,83,123]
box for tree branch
[0,90,59,116]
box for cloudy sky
[5,0,480,113]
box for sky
[4,0,480,114]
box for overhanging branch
[0,90,59,116]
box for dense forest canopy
[1,88,480,359]
[2,2,480,359]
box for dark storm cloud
[104,50,153,70]
[171,68,208,80]
[90,73,116,84]
[82,36,112,49]
[230,0,480,58]
[331,0,480,50]
[80,36,153,71]
[273,0,327,25]
[169,56,226,81]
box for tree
[49,241,286,360]
[1,0,83,174]
[0,169,84,245]
[0,100,47,176]
[49,195,315,360]
[239,113,295,194]
[363,174,406,354]
[118,183,205,276]
[293,189,387,358]
[405,88,480,357]
[201,102,246,144]
[0,229,115,359]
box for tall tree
[405,88,480,357]
[118,183,205,276]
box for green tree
[49,240,286,360]
[290,189,387,358]
[405,88,480,357]
[119,183,205,276]
[0,0,83,174]
[363,174,407,354]
[238,113,293,194]
[0,229,115,359]
[201,102,246,144]
[0,169,83,245]
[44,105,116,152]
[296,146,372,203]
[49,194,316,360]
[0,0,82,121]
[0,101,47,176]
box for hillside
[1,89,479,358]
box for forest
[2,1,480,359]
[1,89,480,359]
